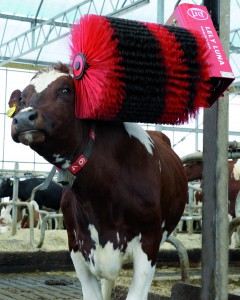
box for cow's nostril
[29,111,38,121]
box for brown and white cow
[9,64,188,300]
[184,158,240,218]
[184,158,240,247]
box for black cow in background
[0,178,62,211]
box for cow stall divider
[30,166,64,248]
[165,236,190,283]
[174,183,202,235]
[0,163,64,248]
[10,162,19,236]
[181,143,240,240]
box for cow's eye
[62,87,71,94]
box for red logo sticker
[187,8,208,20]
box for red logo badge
[187,8,208,20]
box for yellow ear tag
[6,104,17,118]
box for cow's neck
[56,120,96,188]
[67,122,95,174]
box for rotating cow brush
[70,14,212,125]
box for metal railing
[0,164,63,248]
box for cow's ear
[6,89,22,118]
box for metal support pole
[202,1,230,299]
[157,0,164,24]
[11,162,19,236]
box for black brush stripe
[166,25,201,113]
[107,17,168,123]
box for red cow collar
[57,123,96,189]
[68,125,95,174]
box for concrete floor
[0,271,83,300]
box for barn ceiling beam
[0,13,75,28]
[1,57,58,70]
[0,0,149,67]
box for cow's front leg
[71,251,103,300]
[101,278,114,300]
[126,245,156,300]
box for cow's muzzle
[12,109,46,145]
[13,109,38,129]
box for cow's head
[184,160,203,182]
[10,64,82,167]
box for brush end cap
[73,53,86,79]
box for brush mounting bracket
[73,53,86,79]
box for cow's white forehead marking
[31,69,68,93]
[232,160,240,180]
[124,122,154,155]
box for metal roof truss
[0,0,149,67]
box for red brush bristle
[145,23,190,124]
[70,15,125,119]
[70,15,212,124]
[145,22,211,124]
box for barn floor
[0,270,175,300]
[0,272,82,300]
[1,268,240,300]
[0,270,193,300]
[0,230,240,299]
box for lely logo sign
[187,8,208,20]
